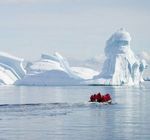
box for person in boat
[96,93,102,102]
[90,95,94,102]
[90,94,97,102]
[90,93,112,103]
[101,93,112,103]
[105,93,112,103]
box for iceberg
[0,28,147,86]
[0,52,26,85]
[16,52,98,86]
[93,28,147,86]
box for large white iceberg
[16,52,98,86]
[93,28,147,85]
[0,28,147,86]
[0,52,26,85]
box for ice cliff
[0,52,26,85]
[93,28,147,85]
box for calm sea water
[0,82,150,140]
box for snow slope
[16,53,98,86]
[0,52,26,85]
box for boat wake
[0,102,117,120]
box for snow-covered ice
[0,28,147,86]
[15,52,98,86]
[93,28,147,85]
[0,52,26,85]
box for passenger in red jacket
[101,93,112,103]
[101,95,105,102]
[93,94,97,102]
[96,93,102,102]
[105,93,112,102]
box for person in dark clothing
[90,94,97,102]
[90,95,95,102]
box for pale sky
[0,0,150,60]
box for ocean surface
[0,82,150,140]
